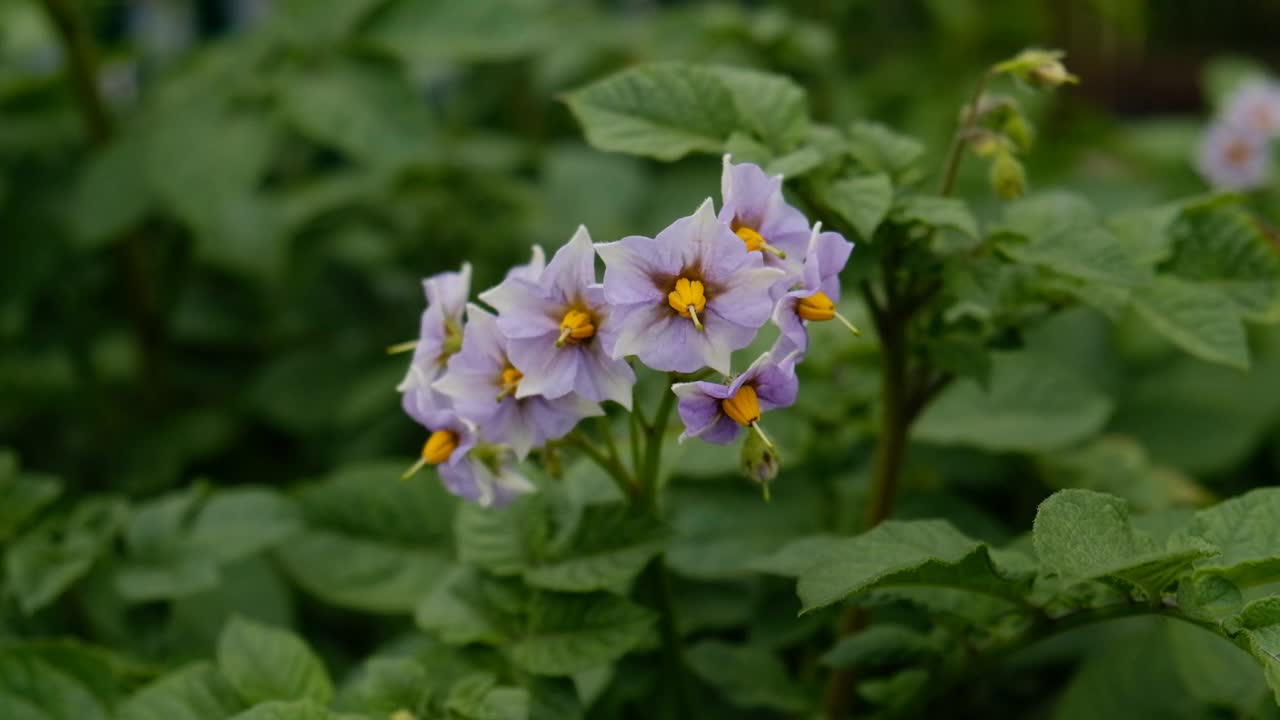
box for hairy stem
[41,0,166,406]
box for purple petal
[597,237,669,306]
[575,343,636,408]
[423,263,472,323]
[753,363,799,411]
[706,264,785,330]
[494,281,562,339]
[696,415,744,445]
[478,246,547,311]
[509,334,581,400]
[770,296,809,356]
[542,225,597,304]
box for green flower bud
[1001,112,1035,152]
[990,151,1027,200]
[993,48,1079,89]
[741,427,780,499]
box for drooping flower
[485,227,636,408]
[398,264,472,423]
[434,304,602,457]
[401,410,534,507]
[671,351,800,446]
[1223,80,1280,138]
[478,245,547,310]
[772,223,857,355]
[719,155,811,283]
[597,198,784,374]
[1197,122,1270,191]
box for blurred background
[4,0,1280,685]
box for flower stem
[567,430,638,501]
[639,382,677,506]
[938,68,994,198]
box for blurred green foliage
[4,1,1280,719]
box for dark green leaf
[117,663,245,720]
[686,641,808,713]
[510,593,655,676]
[216,616,332,705]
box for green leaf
[414,568,506,646]
[1171,488,1280,586]
[776,521,1030,613]
[189,489,302,564]
[0,451,61,542]
[0,651,110,720]
[1033,490,1214,598]
[819,625,940,669]
[566,63,742,161]
[510,593,655,676]
[68,133,153,250]
[996,192,1150,288]
[523,504,667,593]
[366,0,557,65]
[686,641,808,713]
[297,460,456,546]
[444,674,530,720]
[117,663,245,720]
[277,60,433,169]
[226,700,335,720]
[895,196,978,240]
[455,497,547,577]
[335,657,429,717]
[817,174,893,241]
[276,529,450,614]
[702,65,809,149]
[846,122,925,181]
[1163,197,1280,322]
[115,489,219,602]
[5,498,127,614]
[1129,276,1249,370]
[667,483,824,579]
[915,351,1113,452]
[216,616,332,706]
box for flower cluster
[1197,78,1280,191]
[397,157,855,505]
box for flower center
[721,384,761,426]
[556,309,596,347]
[733,224,787,259]
[421,430,458,465]
[667,277,707,331]
[497,365,523,400]
[1225,139,1252,168]
[797,291,836,321]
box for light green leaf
[1033,490,1214,598]
[227,700,338,720]
[276,530,450,614]
[846,122,925,181]
[566,63,742,161]
[189,489,302,564]
[510,593,655,676]
[1171,488,1280,586]
[216,617,332,706]
[686,641,808,713]
[819,625,940,669]
[895,196,978,240]
[414,568,505,646]
[335,657,429,717]
[0,451,61,542]
[703,65,809,149]
[117,663,245,720]
[1163,197,1280,322]
[455,497,546,577]
[996,192,1150,288]
[1129,276,1249,370]
[765,147,825,178]
[779,521,1029,613]
[445,674,530,720]
[366,0,556,65]
[523,504,667,593]
[818,174,893,241]
[5,498,127,614]
[297,460,456,546]
[0,652,109,720]
[915,351,1113,452]
[277,60,433,169]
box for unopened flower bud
[968,130,1005,159]
[741,426,780,497]
[994,49,1079,89]
[1002,113,1034,152]
[990,151,1027,200]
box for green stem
[640,382,678,506]
[938,68,994,197]
[567,430,638,501]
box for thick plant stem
[640,383,678,506]
[41,0,166,405]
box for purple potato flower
[771,224,856,355]
[486,226,636,408]
[671,351,800,446]
[434,303,602,457]
[399,263,471,424]
[719,155,811,288]
[597,198,784,374]
[1197,122,1270,191]
[406,410,534,507]
[478,245,546,310]
[1224,80,1280,139]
